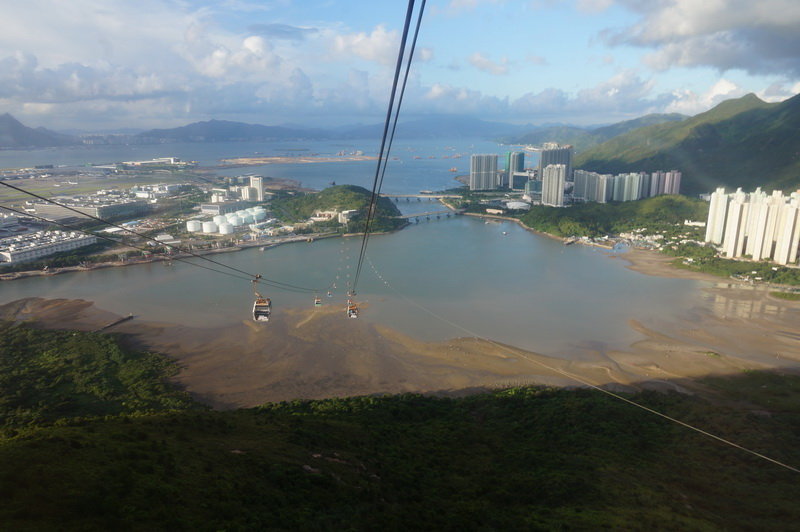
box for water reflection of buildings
[707,284,787,320]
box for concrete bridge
[395,209,464,220]
[381,193,461,201]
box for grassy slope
[576,94,800,194]
[2,323,800,530]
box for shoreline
[2,294,798,408]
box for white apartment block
[542,164,566,207]
[706,187,800,265]
[0,231,98,264]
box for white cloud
[332,25,399,66]
[576,0,613,14]
[606,0,800,76]
[525,54,547,66]
[664,78,746,115]
[468,52,509,75]
[417,48,434,62]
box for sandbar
[2,287,799,409]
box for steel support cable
[351,0,417,293]
[353,0,427,291]
[364,254,800,475]
[0,180,319,293]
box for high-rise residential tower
[541,164,566,207]
[538,144,573,182]
[505,151,525,189]
[469,154,498,191]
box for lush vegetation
[665,242,800,286]
[271,184,404,233]
[770,291,800,301]
[518,195,708,237]
[2,323,800,529]
[576,93,800,194]
[0,324,198,430]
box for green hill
[271,184,403,232]
[576,93,800,194]
[2,322,800,530]
[503,114,686,152]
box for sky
[1,0,799,131]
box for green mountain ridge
[576,93,800,194]
[503,114,686,152]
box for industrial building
[200,201,248,215]
[32,199,149,221]
[0,230,97,264]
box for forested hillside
[1,322,799,530]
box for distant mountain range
[575,93,800,194]
[3,94,799,194]
[136,119,331,142]
[0,113,79,148]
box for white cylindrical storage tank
[253,210,266,221]
[241,214,254,224]
[202,221,218,233]
[227,215,242,227]
[213,215,227,225]
[235,210,248,218]
[218,222,234,235]
[246,207,259,214]
[186,220,202,232]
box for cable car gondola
[253,296,272,321]
[346,299,359,319]
[252,277,271,322]
[314,296,322,307]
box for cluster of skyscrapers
[573,170,682,204]
[469,143,681,208]
[705,187,800,265]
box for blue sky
[0,0,798,130]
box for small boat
[502,231,508,236]
[253,297,272,322]
[449,167,457,172]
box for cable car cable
[351,0,418,293]
[353,0,426,292]
[364,254,800,475]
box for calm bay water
[1,139,715,358]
